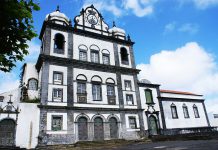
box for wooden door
[94,117,104,140]
[0,119,16,146]
[78,117,88,140]
[109,117,118,139]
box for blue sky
[1,0,218,118]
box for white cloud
[164,22,176,33]
[25,39,40,62]
[193,0,218,9]
[0,72,20,94]
[81,0,157,17]
[164,22,199,34]
[178,23,199,34]
[137,42,218,114]
[123,0,155,17]
[177,0,218,9]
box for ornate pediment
[74,5,109,34]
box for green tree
[0,0,40,72]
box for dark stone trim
[67,66,74,107]
[113,43,119,66]
[159,97,204,102]
[35,54,140,75]
[138,82,160,88]
[129,45,136,69]
[39,21,134,46]
[40,61,49,105]
[37,104,143,111]
[156,86,166,129]
[202,101,211,127]
[116,72,124,108]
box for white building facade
[0,5,211,149]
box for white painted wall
[162,101,208,128]
[121,75,137,108]
[47,65,68,106]
[0,89,39,149]
[73,34,115,66]
[139,86,163,129]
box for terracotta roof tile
[160,89,202,96]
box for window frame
[145,89,154,104]
[126,94,134,105]
[53,71,63,85]
[92,82,102,101]
[91,50,100,63]
[183,104,190,118]
[28,78,38,90]
[120,47,129,65]
[51,115,63,131]
[124,80,132,90]
[102,53,110,65]
[53,33,65,54]
[79,49,88,61]
[129,117,137,129]
[171,104,178,119]
[193,105,200,118]
[52,88,63,102]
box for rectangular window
[103,54,110,65]
[107,85,115,96]
[124,80,132,90]
[79,50,87,61]
[183,106,190,118]
[129,117,137,129]
[51,116,62,131]
[77,82,87,103]
[171,106,178,119]
[92,83,101,101]
[126,94,134,105]
[193,106,200,118]
[91,51,99,63]
[145,90,153,104]
[107,85,116,105]
[77,82,86,94]
[53,72,63,85]
[53,88,63,102]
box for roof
[160,89,202,96]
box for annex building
[0,5,211,149]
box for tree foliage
[0,0,40,72]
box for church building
[0,5,211,149]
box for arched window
[145,89,154,104]
[102,49,110,65]
[79,45,88,61]
[120,47,129,65]
[106,78,116,105]
[193,104,200,118]
[76,74,87,103]
[183,104,189,118]
[91,76,102,101]
[28,78,38,90]
[90,44,100,63]
[171,103,178,119]
[54,33,65,54]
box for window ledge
[46,130,67,134]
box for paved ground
[104,140,218,150]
